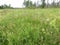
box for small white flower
[42,28,45,32]
[46,18,50,21]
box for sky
[0,0,59,8]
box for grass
[0,8,60,45]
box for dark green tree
[0,5,4,9]
[0,4,13,9]
[23,0,34,8]
[41,0,46,8]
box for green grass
[0,8,60,45]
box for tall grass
[0,8,60,45]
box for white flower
[49,19,56,26]
[46,18,50,21]
[42,28,45,32]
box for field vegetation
[0,8,60,45]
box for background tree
[47,0,49,7]
[58,0,60,7]
[23,0,33,8]
[23,0,36,8]
[0,4,13,9]
[41,0,46,8]
[0,5,4,9]
[23,0,60,8]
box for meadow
[0,8,60,45]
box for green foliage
[0,4,13,9]
[23,0,36,8]
[23,0,32,8]
[41,0,46,8]
[0,8,60,45]
[23,0,46,8]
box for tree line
[23,0,60,8]
[0,0,60,9]
[0,4,13,9]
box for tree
[32,2,37,8]
[41,0,46,8]
[53,0,55,6]
[0,4,13,9]
[58,0,60,7]
[56,0,59,7]
[49,0,57,7]
[0,5,4,9]
[47,0,49,7]
[23,0,33,8]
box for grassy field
[0,8,60,45]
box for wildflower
[46,18,50,22]
[42,28,45,32]
[49,19,56,27]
